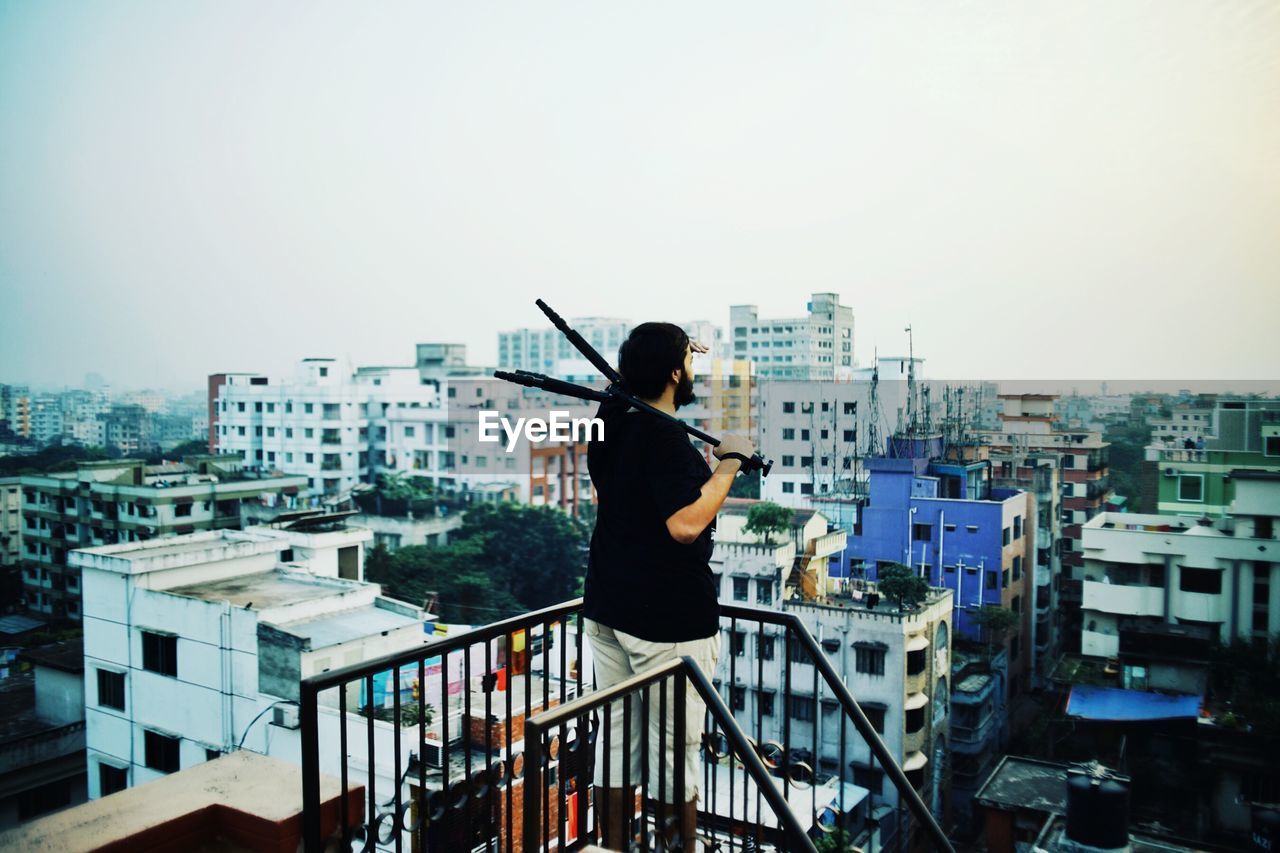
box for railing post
[523,718,544,853]
[300,682,321,853]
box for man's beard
[674,369,696,409]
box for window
[404,426,415,437]
[782,482,795,494]
[99,763,128,796]
[759,690,774,716]
[731,686,746,711]
[757,580,773,605]
[97,669,125,711]
[801,429,810,441]
[789,696,815,722]
[1179,567,1222,595]
[944,524,957,533]
[782,429,795,440]
[912,523,931,541]
[1266,436,1280,457]
[1013,555,1022,581]
[783,402,795,413]
[844,402,855,415]
[144,730,181,773]
[854,643,885,675]
[782,455,795,467]
[986,571,998,590]
[800,483,813,495]
[1002,527,1011,546]
[141,631,177,677]
[801,456,813,468]
[787,636,810,664]
[1013,516,1022,539]
[304,403,314,414]
[966,524,979,533]
[732,577,749,601]
[174,503,192,518]
[1178,475,1204,502]
[843,430,855,442]
[853,764,884,794]
[730,630,746,657]
[758,635,775,660]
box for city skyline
[2,2,1278,388]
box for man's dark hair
[618,322,689,399]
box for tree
[743,502,793,545]
[815,829,859,853]
[876,562,929,611]
[365,502,591,622]
[453,503,590,610]
[970,605,1020,656]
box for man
[582,322,755,850]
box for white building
[73,520,438,802]
[498,317,631,380]
[710,506,951,830]
[730,293,855,381]
[1149,405,1216,443]
[755,369,916,508]
[214,359,443,498]
[1080,471,1280,661]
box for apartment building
[729,293,855,381]
[708,504,951,844]
[213,360,443,498]
[1142,398,1280,518]
[498,318,631,380]
[1080,471,1280,664]
[73,521,433,802]
[978,395,1111,654]
[17,457,306,621]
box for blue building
[949,644,1010,833]
[829,437,1034,686]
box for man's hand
[713,436,756,463]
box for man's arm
[664,435,755,545]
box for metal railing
[299,598,956,852]
[522,655,817,851]
[300,599,585,853]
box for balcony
[1082,580,1164,618]
[299,600,956,853]
[1081,627,1119,659]
[1172,590,1227,625]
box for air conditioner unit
[422,738,444,768]
[1164,468,1177,477]
[272,704,300,730]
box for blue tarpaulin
[1067,685,1201,722]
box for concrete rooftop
[167,570,357,610]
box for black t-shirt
[582,397,719,642]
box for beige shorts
[584,618,721,803]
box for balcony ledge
[0,750,360,853]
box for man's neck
[638,389,677,416]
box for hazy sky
[2,1,1278,391]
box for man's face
[674,344,696,409]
